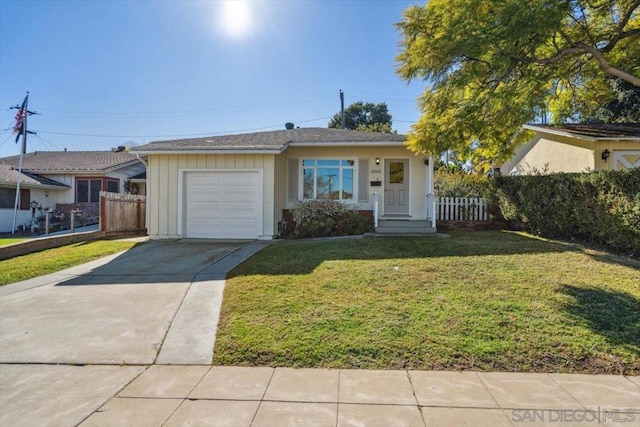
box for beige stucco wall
[501,136,595,175]
[283,145,429,219]
[502,134,640,175]
[146,153,276,239]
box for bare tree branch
[601,0,640,52]
[578,43,640,86]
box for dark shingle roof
[130,172,146,180]
[132,128,406,152]
[0,151,141,173]
[0,164,69,188]
[527,123,640,139]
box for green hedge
[290,199,374,239]
[493,169,640,255]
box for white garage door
[184,171,261,239]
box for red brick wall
[437,220,505,230]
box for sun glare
[219,0,253,39]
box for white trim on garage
[613,150,640,170]
[177,169,263,239]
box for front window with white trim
[302,159,355,201]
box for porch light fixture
[601,149,610,162]
[375,157,380,165]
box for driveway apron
[0,239,254,366]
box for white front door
[184,171,261,239]
[384,159,409,215]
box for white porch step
[375,219,436,235]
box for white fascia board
[131,148,285,155]
[15,170,104,176]
[0,182,70,190]
[595,137,640,141]
[289,141,405,147]
[523,125,597,142]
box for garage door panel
[191,174,222,185]
[223,192,257,203]
[222,173,258,184]
[184,171,261,239]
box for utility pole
[340,89,345,129]
[10,92,37,234]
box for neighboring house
[500,123,640,175]
[0,150,146,233]
[132,128,436,240]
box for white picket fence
[437,197,489,221]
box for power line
[34,115,333,139]
[0,133,14,148]
[35,92,337,119]
[32,133,62,151]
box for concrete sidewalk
[1,364,638,426]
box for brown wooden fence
[100,191,146,234]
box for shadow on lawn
[227,231,577,277]
[560,284,640,349]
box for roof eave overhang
[103,159,145,173]
[289,141,406,147]
[22,170,106,175]
[0,181,70,190]
[595,137,640,141]
[130,148,286,155]
[523,125,597,142]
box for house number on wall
[370,169,381,174]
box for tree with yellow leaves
[396,0,639,170]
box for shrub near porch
[214,231,640,374]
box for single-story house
[131,128,436,240]
[500,123,640,175]
[0,149,146,233]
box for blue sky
[0,0,426,157]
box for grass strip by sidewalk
[214,231,640,374]
[0,240,140,286]
[0,238,28,247]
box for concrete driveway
[0,239,263,366]
[1,238,270,426]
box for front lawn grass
[0,240,140,286]
[214,231,640,374]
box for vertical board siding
[101,191,146,233]
[157,155,170,235]
[437,197,489,221]
[149,153,276,238]
[288,158,299,201]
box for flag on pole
[13,95,28,143]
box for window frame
[0,188,30,210]
[299,158,357,202]
[75,177,120,203]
